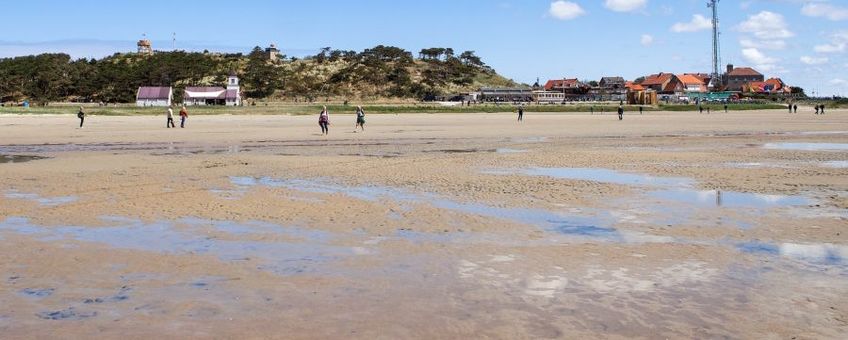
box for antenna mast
[708,0,722,89]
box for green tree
[242,47,281,98]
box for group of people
[165,106,190,128]
[317,105,367,135]
[73,102,835,131]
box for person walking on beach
[166,106,176,128]
[179,106,188,128]
[820,104,825,115]
[517,105,524,122]
[815,105,820,115]
[794,104,798,113]
[354,106,366,132]
[617,105,624,121]
[318,106,330,135]
[789,103,793,114]
[724,103,728,113]
[77,106,85,128]
[639,106,643,115]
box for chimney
[726,64,734,74]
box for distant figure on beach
[639,106,643,115]
[789,104,793,113]
[166,106,176,128]
[793,104,798,113]
[820,104,825,115]
[77,106,85,128]
[179,106,188,128]
[590,106,594,115]
[319,106,330,135]
[815,105,820,115]
[724,103,728,113]
[517,105,524,122]
[617,105,624,121]
[699,105,703,114]
[355,106,366,132]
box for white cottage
[183,73,242,106]
[136,87,173,107]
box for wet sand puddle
[4,190,78,206]
[228,176,677,246]
[763,143,848,151]
[0,216,360,277]
[484,166,823,227]
[227,175,847,271]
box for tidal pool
[763,143,848,151]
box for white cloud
[802,3,848,21]
[740,39,786,50]
[671,15,712,33]
[800,56,829,65]
[814,30,848,53]
[831,79,848,86]
[742,48,778,71]
[549,1,586,20]
[604,0,646,13]
[737,11,794,40]
[640,34,654,46]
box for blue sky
[1,0,846,96]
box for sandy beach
[1,109,847,339]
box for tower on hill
[137,37,153,56]
[265,44,280,61]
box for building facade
[136,87,172,107]
[184,73,242,106]
[724,65,764,92]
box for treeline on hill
[0,45,515,104]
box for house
[639,73,683,94]
[479,87,534,102]
[724,64,764,92]
[544,78,588,93]
[184,73,242,106]
[136,87,172,107]
[544,78,591,100]
[677,74,707,93]
[599,76,626,101]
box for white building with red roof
[136,86,173,107]
[183,73,242,106]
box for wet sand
[1,110,847,339]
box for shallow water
[738,241,848,266]
[763,143,848,151]
[485,167,812,215]
[4,190,77,206]
[821,160,848,168]
[0,216,356,276]
[230,176,677,245]
[650,189,810,209]
[511,167,692,187]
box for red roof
[728,67,762,77]
[677,74,704,86]
[136,87,171,100]
[641,73,674,86]
[544,78,583,91]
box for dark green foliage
[0,45,503,103]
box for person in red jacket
[179,106,188,128]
